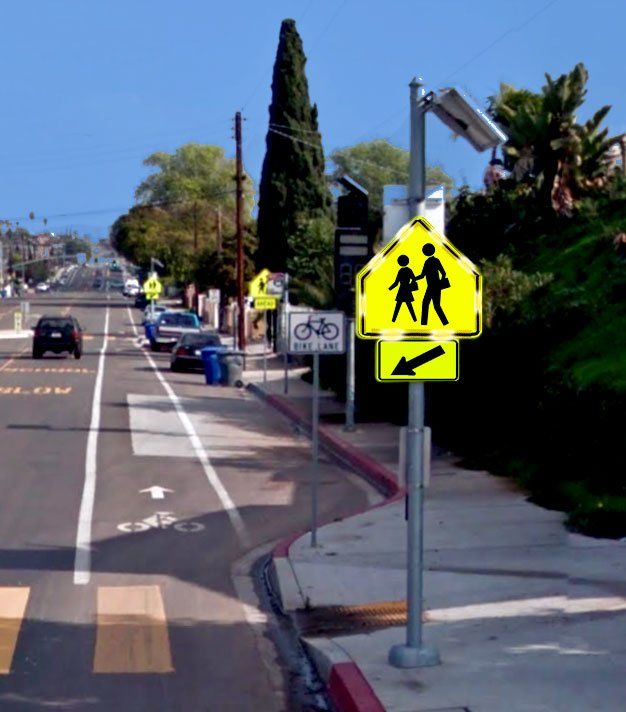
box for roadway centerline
[126,305,251,548]
[73,306,110,586]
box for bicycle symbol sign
[288,311,345,354]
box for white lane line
[74,307,110,585]
[126,307,251,548]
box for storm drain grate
[296,600,409,636]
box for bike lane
[80,301,284,710]
[80,302,373,710]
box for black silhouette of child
[416,244,449,325]
[389,255,418,322]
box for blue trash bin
[144,323,157,342]
[201,346,229,385]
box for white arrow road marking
[140,486,174,500]
[126,306,251,548]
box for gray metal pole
[310,352,320,547]
[283,274,290,395]
[344,318,356,431]
[389,76,440,669]
[263,310,268,384]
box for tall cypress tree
[256,19,331,272]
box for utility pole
[216,206,223,254]
[235,111,246,352]
[193,201,198,252]
[192,201,199,312]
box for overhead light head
[431,87,507,152]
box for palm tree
[490,63,615,214]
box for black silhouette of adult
[416,244,449,326]
[389,255,418,322]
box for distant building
[33,233,53,261]
[606,135,626,173]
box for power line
[438,0,560,85]
[267,127,408,180]
[269,122,320,135]
[0,121,231,167]
[1,189,237,224]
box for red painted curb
[329,662,387,712]
[272,530,304,559]
[250,384,392,711]
[253,386,400,499]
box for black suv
[33,316,83,359]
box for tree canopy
[489,63,614,214]
[329,140,454,212]
[256,19,332,272]
[111,143,254,292]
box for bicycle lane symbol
[293,315,340,342]
[117,511,205,534]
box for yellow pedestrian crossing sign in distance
[356,217,481,339]
[248,269,270,298]
[143,275,162,300]
[376,340,459,382]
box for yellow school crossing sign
[143,275,162,300]
[248,269,270,298]
[356,217,482,339]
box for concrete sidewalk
[246,353,626,712]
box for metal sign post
[283,274,290,395]
[263,310,268,384]
[345,318,356,431]
[288,310,346,548]
[311,352,320,547]
[387,76,440,670]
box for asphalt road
[0,274,371,711]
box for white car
[35,282,50,293]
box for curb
[247,383,400,499]
[249,382,393,711]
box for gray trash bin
[220,352,244,387]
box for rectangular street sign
[254,296,277,310]
[288,311,345,354]
[376,340,459,381]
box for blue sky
[0,0,622,238]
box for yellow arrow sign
[376,340,459,382]
[357,217,481,340]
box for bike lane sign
[288,311,346,354]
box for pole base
[388,643,441,669]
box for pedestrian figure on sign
[258,278,267,295]
[416,244,449,326]
[389,255,418,322]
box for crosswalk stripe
[0,587,30,674]
[93,585,174,673]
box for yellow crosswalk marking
[94,586,174,673]
[0,587,30,674]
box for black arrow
[391,345,445,376]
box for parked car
[150,311,201,352]
[35,282,50,293]
[170,332,222,371]
[32,315,83,359]
[135,292,149,309]
[123,277,140,297]
[142,304,168,325]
